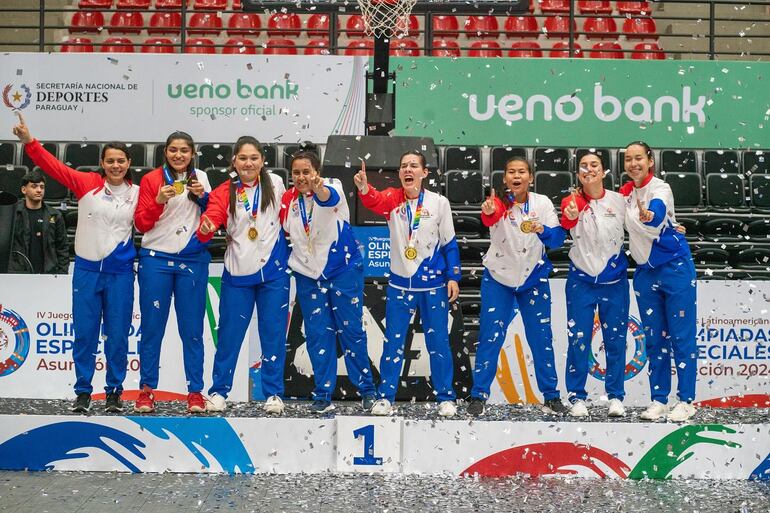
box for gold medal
[404,246,418,260]
[248,226,258,240]
[520,220,534,233]
[173,180,186,195]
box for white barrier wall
[0,54,366,142]
[0,415,768,480]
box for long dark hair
[498,156,533,209]
[228,135,276,217]
[99,141,131,179]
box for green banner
[393,58,769,149]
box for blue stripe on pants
[378,285,455,403]
[633,256,697,403]
[295,263,375,401]
[564,276,629,402]
[471,270,560,401]
[72,268,134,395]
[137,255,208,392]
[209,273,289,399]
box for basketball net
[356,0,418,38]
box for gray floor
[0,471,768,513]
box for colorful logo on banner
[588,314,648,381]
[0,306,31,377]
[2,83,31,111]
[462,424,743,480]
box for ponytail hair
[227,135,276,218]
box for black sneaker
[362,395,376,411]
[310,400,334,414]
[542,398,569,415]
[105,393,124,413]
[467,398,486,416]
[71,393,91,413]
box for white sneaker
[569,399,589,418]
[667,401,696,422]
[607,398,626,418]
[264,395,285,415]
[370,399,393,416]
[206,393,226,412]
[639,400,668,421]
[437,401,457,418]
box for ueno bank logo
[2,84,32,111]
[0,305,31,377]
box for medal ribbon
[506,192,529,224]
[298,194,313,238]
[237,180,259,220]
[163,165,196,187]
[405,189,424,247]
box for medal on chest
[238,181,260,241]
[404,189,424,260]
[508,193,533,233]
[298,193,314,254]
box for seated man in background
[9,169,69,274]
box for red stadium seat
[223,37,257,54]
[623,17,658,40]
[631,42,665,59]
[267,13,301,37]
[185,37,216,53]
[232,0,242,9]
[590,41,623,59]
[189,12,223,35]
[433,15,459,39]
[142,37,175,53]
[508,41,542,57]
[395,15,419,35]
[464,16,498,38]
[101,37,135,52]
[578,1,612,14]
[69,11,105,34]
[227,13,261,36]
[79,0,112,8]
[61,37,94,52]
[307,14,329,38]
[549,41,583,57]
[154,0,189,7]
[148,12,181,34]
[468,40,502,57]
[390,38,420,56]
[344,39,373,56]
[345,15,366,37]
[504,16,539,39]
[116,0,150,8]
[264,38,297,55]
[583,16,618,40]
[543,16,576,39]
[305,39,331,55]
[431,38,460,57]
[194,0,226,9]
[617,2,652,15]
[108,11,143,35]
[539,0,570,13]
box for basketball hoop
[356,0,418,38]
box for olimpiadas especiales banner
[393,58,770,149]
